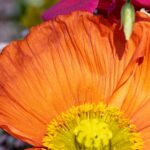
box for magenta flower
[134,0,150,7]
[42,0,99,20]
[42,0,150,21]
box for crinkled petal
[109,12,150,109]
[108,12,150,148]
[132,101,150,150]
[0,11,146,146]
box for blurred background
[0,0,58,43]
[0,0,58,149]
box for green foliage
[19,0,58,27]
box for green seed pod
[121,2,135,40]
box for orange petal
[131,101,150,149]
[109,12,150,112]
[108,12,150,147]
[140,126,150,150]
[122,39,150,118]
[0,11,145,145]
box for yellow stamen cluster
[74,119,113,148]
[43,103,143,150]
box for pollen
[42,103,143,150]
[74,119,113,148]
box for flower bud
[121,2,135,40]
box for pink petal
[133,0,150,8]
[42,0,99,21]
[42,0,150,21]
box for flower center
[43,103,143,150]
[74,119,112,148]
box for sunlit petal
[0,11,149,147]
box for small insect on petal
[121,2,135,40]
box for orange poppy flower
[0,11,150,150]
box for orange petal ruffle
[0,11,150,147]
[109,12,150,150]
